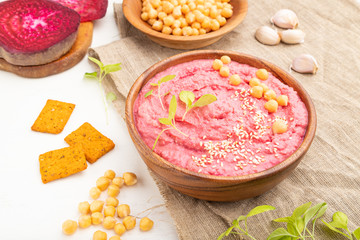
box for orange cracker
[31,99,75,134]
[39,146,87,184]
[64,122,115,163]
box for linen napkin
[89,1,360,239]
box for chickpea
[152,20,163,31]
[216,2,223,9]
[90,200,104,213]
[219,66,230,77]
[96,176,110,191]
[259,83,269,93]
[203,8,210,17]
[123,172,138,186]
[103,216,116,229]
[216,16,227,26]
[157,11,167,20]
[123,216,136,230]
[109,236,121,240]
[150,0,161,8]
[147,18,156,26]
[162,26,173,34]
[93,230,107,240]
[199,28,207,34]
[264,99,278,113]
[170,0,178,6]
[272,120,288,134]
[78,215,92,228]
[179,17,188,27]
[148,8,158,19]
[164,15,175,26]
[185,12,195,24]
[106,197,119,207]
[256,68,269,80]
[249,77,260,87]
[191,22,201,29]
[229,74,242,86]
[264,89,277,101]
[141,12,149,21]
[78,201,90,214]
[210,19,220,31]
[114,222,126,236]
[104,206,116,217]
[140,217,154,231]
[172,19,181,28]
[192,28,199,35]
[181,4,190,14]
[117,204,131,218]
[277,95,289,106]
[210,6,218,19]
[221,7,233,18]
[196,0,204,4]
[172,27,182,35]
[201,17,210,29]
[91,212,104,225]
[250,86,264,99]
[104,170,116,180]
[173,6,182,18]
[107,184,120,198]
[188,1,196,10]
[212,59,223,70]
[62,220,77,235]
[162,1,174,14]
[220,55,231,64]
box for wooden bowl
[125,50,317,202]
[122,0,248,49]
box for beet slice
[0,0,80,66]
[52,0,108,22]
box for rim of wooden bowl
[122,0,248,42]
[125,50,317,184]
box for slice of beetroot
[0,0,80,66]
[52,0,108,22]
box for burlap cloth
[88,1,360,239]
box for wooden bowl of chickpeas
[123,0,248,49]
[125,50,316,201]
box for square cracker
[64,122,115,163]
[39,146,87,184]
[31,99,75,134]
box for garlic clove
[255,26,281,46]
[291,54,318,74]
[270,9,299,29]
[279,29,305,44]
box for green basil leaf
[88,56,104,68]
[168,95,177,120]
[159,74,176,84]
[145,90,153,98]
[292,202,312,218]
[286,222,298,236]
[294,216,305,234]
[237,215,247,222]
[104,63,121,74]
[304,202,327,228]
[353,227,360,239]
[273,217,293,223]
[179,90,195,107]
[247,205,276,217]
[322,219,349,238]
[84,72,98,80]
[106,92,117,102]
[193,94,217,107]
[267,228,298,240]
[329,211,348,229]
[159,118,172,125]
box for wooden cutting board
[0,22,93,78]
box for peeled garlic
[279,29,305,44]
[291,54,318,74]
[255,26,280,46]
[271,9,299,29]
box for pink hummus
[133,59,308,176]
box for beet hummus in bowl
[125,50,316,202]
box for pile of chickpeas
[212,55,289,134]
[62,170,154,240]
[141,0,233,36]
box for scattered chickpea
[219,66,230,77]
[106,197,119,207]
[104,206,116,217]
[109,236,121,240]
[103,216,116,230]
[123,216,136,230]
[78,201,90,214]
[264,99,278,113]
[277,95,289,106]
[212,59,223,70]
[104,170,116,180]
[93,230,107,240]
[89,187,102,199]
[62,220,77,235]
[140,217,154,231]
[91,212,104,225]
[117,204,131,218]
[249,77,260,87]
[264,89,277,101]
[229,74,242,86]
[107,184,120,198]
[250,86,264,99]
[96,177,111,191]
[123,172,138,186]
[112,177,124,188]
[220,55,231,64]
[259,83,269,93]
[272,120,288,134]
[78,215,92,228]
[256,68,269,80]
[90,200,104,213]
[114,222,127,236]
